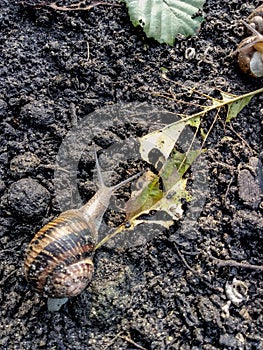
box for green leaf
[126,177,188,229]
[125,171,163,220]
[124,147,201,230]
[124,0,206,45]
[160,149,203,189]
[222,92,253,123]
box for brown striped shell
[24,209,95,298]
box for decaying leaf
[95,85,263,250]
[127,177,188,230]
[159,76,263,126]
[139,115,201,166]
[160,149,203,187]
[124,147,201,230]
[125,171,162,220]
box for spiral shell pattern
[24,210,95,298]
[248,5,263,33]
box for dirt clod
[8,178,51,220]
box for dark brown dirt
[0,0,262,349]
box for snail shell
[237,37,263,77]
[248,5,263,33]
[24,209,95,298]
[237,21,263,77]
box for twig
[227,123,256,155]
[224,175,234,206]
[211,256,263,271]
[121,334,147,350]
[102,332,123,350]
[102,332,147,350]
[173,242,199,274]
[21,1,120,12]
[0,270,17,286]
[0,248,20,255]
[69,102,78,126]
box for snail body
[24,151,139,311]
[237,20,263,77]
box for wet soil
[0,0,263,349]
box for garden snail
[236,4,263,78]
[24,149,140,311]
[248,5,263,33]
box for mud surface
[0,0,263,349]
